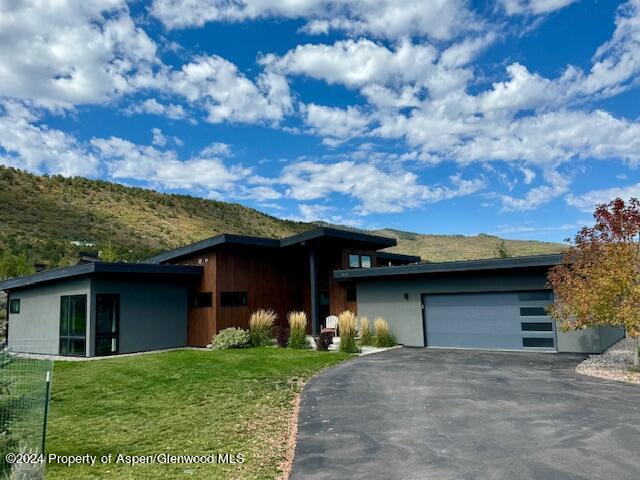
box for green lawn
[46,348,350,479]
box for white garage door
[423,291,556,351]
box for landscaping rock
[576,337,640,384]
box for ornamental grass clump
[249,309,277,347]
[288,311,309,349]
[338,310,359,353]
[358,316,374,346]
[374,317,396,348]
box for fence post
[41,369,51,455]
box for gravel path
[576,337,640,384]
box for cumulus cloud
[279,160,485,214]
[0,100,98,176]
[0,0,157,109]
[124,99,187,120]
[161,55,292,124]
[150,0,479,40]
[498,169,571,211]
[566,183,640,211]
[499,0,578,15]
[301,104,370,145]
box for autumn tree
[548,198,640,368]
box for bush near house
[358,316,374,346]
[248,309,277,347]
[288,312,309,349]
[314,331,334,351]
[374,317,396,348]
[338,311,359,353]
[212,328,250,349]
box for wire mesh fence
[0,341,52,480]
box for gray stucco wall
[7,278,91,355]
[91,278,188,355]
[355,271,624,353]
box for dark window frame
[59,294,87,357]
[520,307,549,316]
[521,322,553,332]
[9,299,20,314]
[220,291,248,307]
[348,254,373,269]
[191,292,213,308]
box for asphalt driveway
[291,348,640,480]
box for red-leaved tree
[548,198,640,368]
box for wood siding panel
[171,252,216,347]
[215,246,309,333]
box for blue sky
[1,0,639,242]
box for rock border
[575,337,640,385]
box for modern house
[0,227,623,357]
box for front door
[96,294,119,356]
[59,294,87,356]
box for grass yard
[45,348,350,479]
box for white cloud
[150,0,479,40]
[499,0,577,15]
[125,99,187,120]
[91,136,251,192]
[163,55,292,124]
[279,160,485,214]
[0,0,157,109]
[0,100,98,176]
[565,183,640,211]
[301,104,370,145]
[498,169,571,211]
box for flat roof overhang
[279,227,396,249]
[333,253,565,281]
[0,262,203,291]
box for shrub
[249,309,277,347]
[374,317,396,347]
[288,311,309,349]
[314,331,334,351]
[358,316,373,346]
[273,326,289,348]
[212,328,249,350]
[338,311,359,353]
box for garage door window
[523,337,554,348]
[520,307,547,316]
[521,322,553,331]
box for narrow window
[523,337,554,348]
[191,292,213,308]
[521,322,553,332]
[360,255,372,268]
[9,299,20,314]
[220,292,247,307]
[518,291,552,301]
[348,254,360,268]
[346,284,357,302]
[520,307,548,316]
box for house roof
[0,262,203,291]
[376,251,421,263]
[145,227,397,264]
[333,253,565,281]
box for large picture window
[59,295,87,356]
[96,294,119,356]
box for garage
[334,254,626,354]
[422,290,556,351]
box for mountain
[0,166,567,269]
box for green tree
[548,198,640,368]
[494,240,514,258]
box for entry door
[96,294,119,356]
[60,295,87,356]
[422,291,556,351]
